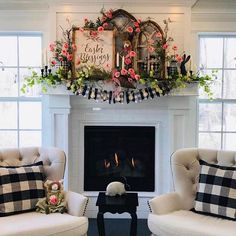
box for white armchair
[0,147,88,236]
[148,148,236,236]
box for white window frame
[198,33,236,149]
[0,32,42,147]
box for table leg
[130,212,137,236]
[97,212,105,236]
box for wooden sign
[73,29,114,73]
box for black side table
[96,192,139,236]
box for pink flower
[176,56,182,63]
[67,54,73,61]
[91,31,98,38]
[114,71,120,78]
[130,72,136,79]
[49,195,58,205]
[105,63,110,68]
[124,57,132,65]
[97,26,104,32]
[72,43,77,50]
[51,60,56,66]
[84,18,88,23]
[128,68,135,74]
[162,43,169,49]
[172,45,178,51]
[128,78,133,82]
[156,32,162,38]
[148,46,155,53]
[63,43,69,49]
[58,56,63,62]
[135,74,140,80]
[134,22,139,27]
[103,22,109,28]
[127,26,133,33]
[135,28,141,33]
[76,58,81,65]
[49,43,55,52]
[106,10,113,19]
[137,19,142,23]
[121,68,128,75]
[62,49,68,57]
[129,51,136,57]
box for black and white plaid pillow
[194,159,236,220]
[0,162,45,216]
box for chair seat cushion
[0,212,88,236]
[148,210,236,236]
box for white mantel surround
[42,84,198,218]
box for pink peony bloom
[49,43,56,52]
[103,22,109,28]
[156,32,162,38]
[49,195,58,205]
[135,28,141,33]
[63,43,69,49]
[129,51,137,57]
[172,45,178,51]
[124,57,132,65]
[121,68,128,75]
[106,10,113,19]
[134,22,139,27]
[62,49,68,57]
[97,26,104,32]
[58,56,63,62]
[162,43,169,49]
[128,68,135,74]
[91,31,98,38]
[176,56,183,63]
[51,60,56,66]
[67,54,73,61]
[128,78,133,82]
[114,71,120,78]
[137,19,142,24]
[72,43,77,50]
[135,74,140,80]
[130,72,136,79]
[127,26,133,33]
[148,46,155,53]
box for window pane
[224,38,236,69]
[19,36,42,67]
[198,132,221,149]
[223,133,236,150]
[0,131,17,148]
[19,131,41,147]
[0,36,17,66]
[199,69,222,99]
[199,103,222,131]
[20,68,42,97]
[19,102,41,129]
[223,70,236,99]
[0,68,18,97]
[0,102,17,129]
[223,104,236,131]
[199,37,223,68]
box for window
[0,33,42,148]
[198,35,236,150]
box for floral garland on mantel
[22,8,216,104]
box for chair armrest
[148,192,184,215]
[65,191,89,217]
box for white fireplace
[42,84,198,218]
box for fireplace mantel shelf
[44,83,198,97]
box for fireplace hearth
[84,126,155,191]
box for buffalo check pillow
[0,162,45,216]
[194,159,236,220]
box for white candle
[116,52,119,68]
[122,56,125,69]
[45,49,48,66]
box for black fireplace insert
[84,126,155,191]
